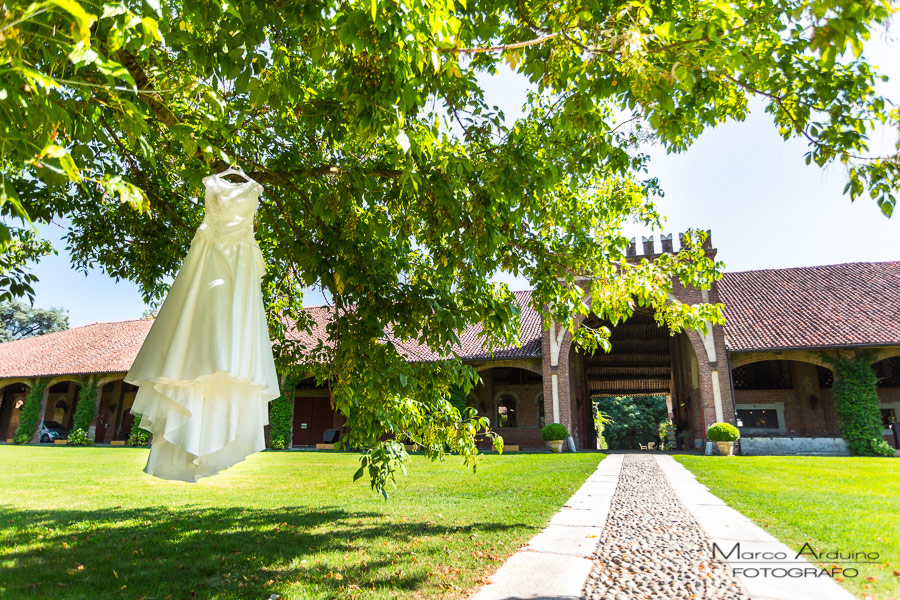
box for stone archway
[543,305,733,451]
[730,358,840,441]
[472,366,545,448]
[0,382,31,441]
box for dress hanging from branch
[125,167,279,482]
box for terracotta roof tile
[719,261,900,351]
[0,319,153,378]
[0,291,543,378]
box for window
[735,403,785,433]
[874,358,900,388]
[732,362,792,390]
[817,366,834,389]
[736,409,780,430]
[536,393,545,428]
[497,394,517,428]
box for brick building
[2,238,899,454]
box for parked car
[40,421,69,443]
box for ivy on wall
[13,379,46,444]
[828,355,894,457]
[269,374,302,450]
[68,382,98,446]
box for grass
[676,455,900,600]
[0,446,601,600]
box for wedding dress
[125,169,279,482]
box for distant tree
[596,396,668,449]
[0,301,69,343]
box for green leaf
[49,0,96,43]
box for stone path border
[658,455,855,600]
[583,454,748,599]
[470,454,623,600]
[470,454,855,600]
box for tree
[0,301,69,343]
[2,1,897,492]
[596,396,668,449]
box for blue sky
[25,34,900,327]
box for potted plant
[542,423,569,453]
[706,422,740,456]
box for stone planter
[546,440,565,453]
[715,441,735,456]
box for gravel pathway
[582,454,749,600]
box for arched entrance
[43,380,82,440]
[0,383,30,441]
[471,366,545,448]
[873,356,900,448]
[730,359,839,438]
[92,379,139,443]
[571,309,711,450]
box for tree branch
[438,33,560,54]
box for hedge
[269,374,302,450]
[828,355,894,457]
[68,383,98,445]
[13,380,46,444]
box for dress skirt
[125,232,279,482]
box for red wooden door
[94,396,110,443]
[292,397,313,446]
[292,396,332,446]
[310,397,332,444]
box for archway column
[30,385,50,444]
[88,380,105,440]
[542,319,580,448]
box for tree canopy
[2,0,897,491]
[0,301,69,342]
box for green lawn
[0,446,600,600]
[676,456,900,600]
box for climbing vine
[13,379,45,444]
[68,383,98,445]
[269,374,303,450]
[828,355,894,457]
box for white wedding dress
[125,171,279,482]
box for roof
[390,290,543,362]
[7,261,900,380]
[282,290,542,362]
[0,319,153,379]
[0,291,542,379]
[719,261,900,352]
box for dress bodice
[195,175,262,244]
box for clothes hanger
[215,164,251,182]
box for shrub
[706,422,740,442]
[14,380,45,444]
[128,419,150,447]
[68,384,97,446]
[67,428,91,445]
[829,356,894,457]
[541,423,569,441]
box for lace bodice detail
[194,175,262,244]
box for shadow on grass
[0,505,524,599]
